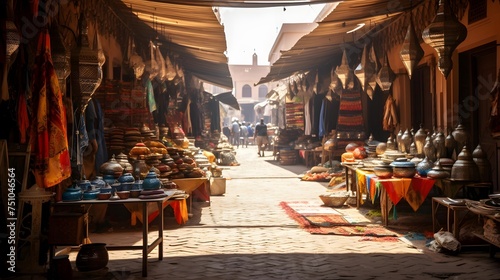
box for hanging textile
[30,30,71,188]
[144,78,157,114]
[209,98,221,132]
[92,99,107,172]
[318,98,326,138]
[382,94,398,131]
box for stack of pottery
[472,144,491,182]
[140,124,156,141]
[107,128,125,156]
[123,128,142,152]
[451,146,480,181]
[129,142,151,160]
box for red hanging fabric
[30,29,71,188]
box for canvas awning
[256,0,424,84]
[210,91,240,110]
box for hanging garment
[304,96,312,135]
[490,77,500,138]
[92,99,107,172]
[144,78,157,114]
[30,30,71,188]
[382,94,398,131]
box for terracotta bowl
[116,191,130,199]
[97,193,111,200]
[130,189,142,198]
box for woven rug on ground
[280,201,399,239]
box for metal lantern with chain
[376,55,395,91]
[71,13,102,114]
[50,23,71,96]
[2,0,21,101]
[400,13,424,79]
[422,0,467,78]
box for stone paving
[67,147,499,279]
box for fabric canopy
[257,0,421,84]
[147,0,343,8]
[210,91,240,110]
[109,0,232,88]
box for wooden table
[52,190,175,277]
[172,177,208,214]
[431,197,470,239]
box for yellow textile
[203,150,216,163]
[356,170,367,205]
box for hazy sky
[219,5,325,66]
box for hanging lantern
[355,44,377,94]
[50,23,70,95]
[71,13,102,113]
[145,41,159,80]
[400,17,424,79]
[165,54,177,81]
[329,67,339,91]
[367,45,378,91]
[335,49,353,89]
[422,0,467,78]
[2,0,20,100]
[376,55,395,91]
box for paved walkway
[69,147,498,279]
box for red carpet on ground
[280,201,399,241]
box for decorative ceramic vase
[433,131,446,159]
[62,184,82,201]
[427,159,450,179]
[451,146,479,181]
[472,144,491,182]
[424,135,437,162]
[143,169,161,190]
[133,156,151,180]
[91,176,106,189]
[386,135,396,150]
[409,142,417,156]
[77,179,91,192]
[416,157,434,177]
[452,122,468,157]
[118,173,135,183]
[414,125,427,157]
[102,174,116,186]
[116,153,134,173]
[444,130,456,158]
[376,142,387,155]
[76,243,108,272]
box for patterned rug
[280,201,399,240]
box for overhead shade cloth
[210,91,240,110]
[256,0,419,84]
[109,0,232,88]
[147,0,342,8]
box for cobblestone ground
[67,147,498,279]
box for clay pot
[116,153,133,173]
[76,243,108,272]
[386,135,396,150]
[390,158,416,178]
[451,146,480,181]
[416,157,434,177]
[373,164,393,178]
[452,122,468,156]
[433,131,446,159]
[445,130,456,159]
[376,142,387,155]
[143,169,161,190]
[427,160,450,179]
[424,135,437,162]
[396,130,403,152]
[400,129,412,154]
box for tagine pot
[76,243,109,272]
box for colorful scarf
[30,30,71,188]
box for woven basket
[319,194,348,207]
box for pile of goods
[301,166,343,182]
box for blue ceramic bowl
[99,186,112,194]
[83,191,99,200]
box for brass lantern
[355,44,377,97]
[422,0,467,78]
[400,17,424,79]
[335,49,353,89]
[129,39,145,80]
[71,13,102,113]
[376,55,395,91]
[50,23,70,95]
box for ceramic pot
[433,131,446,159]
[438,158,455,172]
[472,144,491,182]
[77,179,91,192]
[373,165,393,178]
[452,122,468,156]
[129,142,151,158]
[133,157,150,180]
[451,146,480,181]
[62,184,82,201]
[118,173,135,183]
[76,243,108,272]
[376,142,387,155]
[445,130,456,159]
[143,170,161,190]
[423,135,437,162]
[91,176,106,189]
[116,153,134,173]
[414,125,427,156]
[416,157,434,177]
[390,158,416,178]
[83,190,99,200]
[427,160,450,179]
[99,155,124,177]
[50,255,73,279]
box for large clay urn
[414,125,427,157]
[450,146,479,181]
[472,144,491,182]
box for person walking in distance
[254,118,268,157]
[231,119,241,148]
[240,122,249,148]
